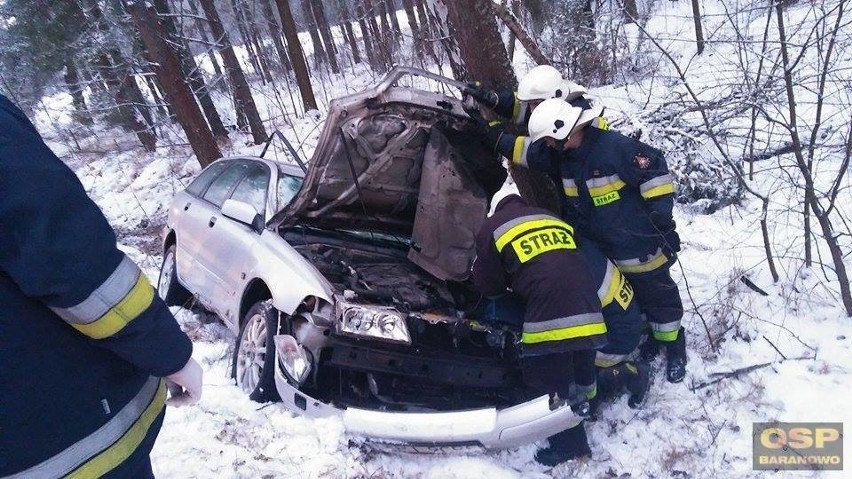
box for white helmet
[528,98,584,143]
[573,97,605,131]
[518,65,589,102]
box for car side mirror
[221,199,264,233]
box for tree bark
[234,0,275,82]
[337,0,361,64]
[262,0,293,71]
[64,52,93,125]
[186,0,225,78]
[493,2,550,65]
[92,53,158,152]
[386,0,402,36]
[356,3,378,66]
[691,0,705,54]
[623,0,639,24]
[198,0,268,144]
[311,0,340,73]
[364,0,390,70]
[273,0,318,111]
[442,0,561,212]
[129,2,221,167]
[153,0,228,138]
[300,0,327,67]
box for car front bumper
[273,358,583,449]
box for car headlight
[337,302,411,344]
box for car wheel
[232,301,281,402]
[157,244,191,306]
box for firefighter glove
[465,106,505,152]
[463,82,500,110]
[166,357,203,407]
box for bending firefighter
[471,194,649,466]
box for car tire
[232,301,281,403]
[157,244,192,306]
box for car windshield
[276,172,304,212]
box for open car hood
[272,68,507,281]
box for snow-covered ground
[26,0,851,477]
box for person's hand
[463,82,499,109]
[661,229,681,256]
[165,357,203,407]
[464,105,504,152]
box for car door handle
[208,217,217,228]
[184,202,191,211]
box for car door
[172,160,230,293]
[186,161,251,307]
[200,160,273,316]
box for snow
[23,1,852,477]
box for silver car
[158,67,583,449]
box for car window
[230,162,270,215]
[185,161,229,197]
[202,163,247,207]
[276,173,304,211]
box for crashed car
[158,67,583,449]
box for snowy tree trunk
[300,0,327,67]
[129,2,221,166]
[273,0,318,111]
[198,0,268,144]
[337,0,362,64]
[311,0,340,73]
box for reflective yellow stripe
[511,93,521,121]
[522,322,607,344]
[495,219,573,252]
[593,191,620,206]
[641,183,675,199]
[562,179,578,197]
[653,329,679,342]
[617,253,669,274]
[595,352,628,368]
[591,117,609,130]
[512,137,527,166]
[72,275,155,339]
[67,381,167,479]
[587,179,626,197]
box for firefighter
[472,194,648,465]
[471,98,687,383]
[464,64,588,126]
[0,94,202,478]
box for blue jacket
[0,94,192,477]
[496,127,676,273]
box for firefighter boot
[639,336,660,361]
[535,423,592,466]
[665,327,688,383]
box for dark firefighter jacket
[472,195,607,356]
[494,127,676,274]
[0,94,192,478]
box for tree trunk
[186,0,225,78]
[311,0,340,73]
[92,53,158,152]
[198,0,267,143]
[386,0,402,36]
[153,0,228,138]
[64,52,93,125]
[356,3,378,67]
[143,73,171,119]
[493,1,550,65]
[236,0,275,82]
[415,0,431,35]
[364,0,390,70]
[691,0,705,54]
[442,0,561,212]
[300,0,327,67]
[262,0,293,71]
[623,0,639,24]
[337,0,361,64]
[129,2,221,167]
[274,0,318,111]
